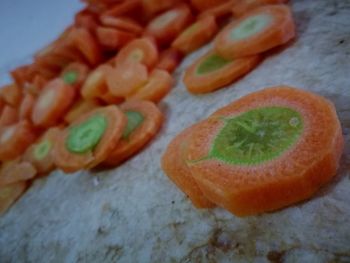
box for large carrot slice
[31,79,75,127]
[232,0,288,17]
[161,123,215,208]
[96,26,136,50]
[19,93,36,120]
[186,86,344,216]
[100,15,143,35]
[183,50,260,93]
[53,105,127,172]
[0,159,37,187]
[128,69,173,103]
[115,38,159,69]
[214,5,295,59]
[103,100,163,166]
[0,105,18,128]
[106,62,148,98]
[171,15,218,54]
[0,182,27,215]
[0,120,37,161]
[144,3,193,46]
[61,62,90,89]
[64,99,100,124]
[22,127,62,174]
[0,84,22,107]
[155,48,183,73]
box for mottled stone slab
[0,0,350,262]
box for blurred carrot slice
[100,15,143,35]
[161,123,215,208]
[0,181,27,215]
[19,93,36,120]
[232,0,288,17]
[128,69,173,103]
[31,79,75,127]
[0,105,18,128]
[198,0,237,19]
[0,120,37,161]
[0,159,37,187]
[0,84,22,107]
[107,62,148,98]
[104,100,163,166]
[96,26,136,50]
[145,3,193,46]
[64,99,100,124]
[155,48,183,73]
[184,50,260,93]
[214,5,295,59]
[115,38,159,69]
[61,62,90,89]
[22,127,62,174]
[53,105,127,172]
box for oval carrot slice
[214,4,295,59]
[0,159,37,187]
[128,69,173,103]
[107,62,148,98]
[0,105,18,128]
[161,123,215,208]
[115,38,159,69]
[144,3,193,46]
[96,26,136,50]
[32,79,75,127]
[183,50,260,93]
[53,105,127,172]
[22,127,62,174]
[155,48,183,73]
[232,0,288,17]
[19,93,36,120]
[171,15,218,54]
[61,62,90,89]
[103,100,163,166]
[0,181,27,215]
[186,86,344,216]
[100,15,143,35]
[64,99,100,124]
[0,84,22,107]
[0,120,37,161]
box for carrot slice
[96,26,136,50]
[53,105,127,172]
[171,15,218,54]
[183,50,260,93]
[107,62,148,98]
[100,15,143,35]
[0,159,37,187]
[198,0,237,19]
[0,120,37,161]
[22,127,62,174]
[186,86,344,216]
[214,5,295,59]
[103,100,163,166]
[161,123,215,208]
[64,99,100,124]
[61,62,90,89]
[19,93,36,120]
[232,0,288,17]
[0,182,27,215]
[31,79,75,127]
[155,48,183,73]
[144,3,193,46]
[191,0,228,12]
[0,84,22,107]
[0,105,18,128]
[115,38,159,69]
[128,69,173,103]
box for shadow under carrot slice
[103,100,163,166]
[53,105,127,173]
[0,159,37,187]
[0,181,27,215]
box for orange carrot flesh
[61,62,90,89]
[53,105,127,172]
[64,99,100,124]
[161,123,215,208]
[171,15,218,54]
[0,106,18,128]
[22,127,62,174]
[103,100,163,166]
[0,120,38,161]
[19,93,36,120]
[96,26,136,50]
[155,48,183,73]
[31,79,76,127]
[0,159,37,187]
[186,86,344,216]
[128,69,173,103]
[100,15,143,35]
[115,38,159,69]
[0,181,27,215]
[183,50,260,93]
[232,0,288,17]
[214,4,295,59]
[0,84,22,107]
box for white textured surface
[0,0,350,262]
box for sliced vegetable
[0,182,27,215]
[0,159,37,187]
[155,48,183,73]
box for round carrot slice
[32,78,76,127]
[128,69,173,103]
[0,105,18,128]
[0,120,38,161]
[144,3,193,46]
[103,100,163,166]
[171,15,218,54]
[107,62,148,98]
[232,0,288,17]
[183,50,260,94]
[22,127,62,174]
[19,93,36,120]
[0,159,37,187]
[61,62,90,89]
[161,123,215,208]
[155,48,183,73]
[53,105,127,172]
[64,99,100,124]
[0,84,22,107]
[214,4,295,59]
[0,181,27,215]
[186,86,344,216]
[115,38,159,69]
